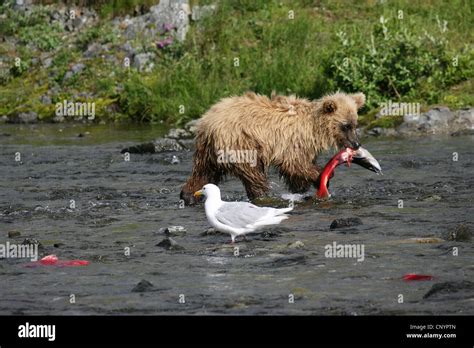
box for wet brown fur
[180,91,365,204]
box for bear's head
[318,92,365,150]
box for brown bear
[180,91,365,204]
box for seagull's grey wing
[215,202,274,229]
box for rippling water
[0,124,473,315]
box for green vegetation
[325,13,473,108]
[366,115,404,130]
[0,0,473,125]
[18,22,63,51]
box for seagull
[194,184,293,243]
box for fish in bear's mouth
[316,147,382,199]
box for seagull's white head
[194,183,221,201]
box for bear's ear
[322,99,337,114]
[350,92,366,109]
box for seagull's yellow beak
[194,190,203,198]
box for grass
[0,0,473,125]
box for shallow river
[0,124,473,315]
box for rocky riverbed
[364,106,474,138]
[0,123,473,315]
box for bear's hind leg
[233,166,270,201]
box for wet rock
[443,224,472,242]
[253,230,282,241]
[22,238,43,250]
[8,111,38,124]
[166,128,192,139]
[423,194,442,202]
[223,295,261,309]
[451,108,474,131]
[200,228,226,237]
[156,237,184,251]
[184,119,199,135]
[287,241,305,249]
[159,226,186,236]
[423,281,474,300]
[367,127,398,137]
[389,237,445,245]
[53,113,65,123]
[121,142,156,154]
[121,138,186,154]
[330,217,363,230]
[422,107,454,129]
[451,129,474,136]
[412,237,444,244]
[8,231,21,238]
[267,253,306,267]
[132,279,154,293]
[252,196,290,207]
[153,138,186,152]
[397,106,474,135]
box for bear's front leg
[280,162,321,193]
[241,173,271,201]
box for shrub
[18,22,63,51]
[325,14,473,107]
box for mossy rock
[252,196,292,208]
[358,108,380,127]
[366,115,404,130]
